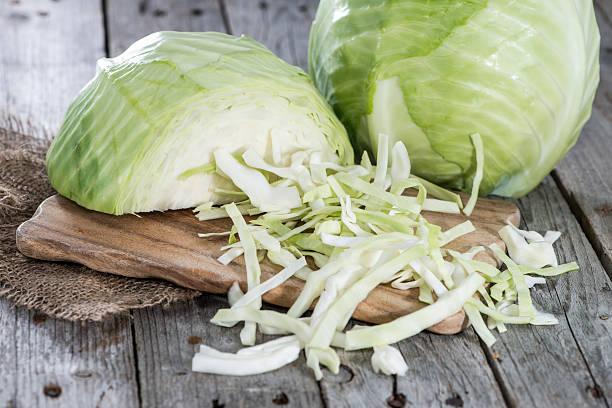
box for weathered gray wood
[223,0,317,71]
[319,329,506,408]
[478,177,612,407]
[519,178,611,402]
[0,300,139,408]
[0,1,140,407]
[480,286,604,407]
[0,0,105,132]
[554,108,612,275]
[396,330,505,407]
[105,0,227,57]
[132,295,325,408]
[318,348,393,408]
[553,1,612,275]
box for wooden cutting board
[16,194,519,334]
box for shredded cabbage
[225,203,262,345]
[498,224,558,268]
[490,244,534,319]
[373,133,390,188]
[191,141,578,379]
[232,257,306,309]
[192,339,300,376]
[215,151,302,212]
[345,273,485,350]
[217,247,244,266]
[390,142,411,185]
[227,281,244,307]
[464,303,497,347]
[371,345,408,376]
[463,134,484,216]
[440,221,475,246]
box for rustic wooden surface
[553,1,612,275]
[15,192,518,333]
[133,297,324,408]
[1,0,611,407]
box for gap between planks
[129,314,144,408]
[217,0,232,35]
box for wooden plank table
[1,1,610,407]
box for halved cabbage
[47,31,353,214]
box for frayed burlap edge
[0,117,200,321]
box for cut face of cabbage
[47,31,353,215]
[309,0,600,197]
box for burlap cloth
[0,120,200,320]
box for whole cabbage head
[47,31,353,215]
[309,0,600,197]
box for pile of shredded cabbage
[190,134,579,378]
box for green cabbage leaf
[309,0,600,196]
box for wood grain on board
[17,193,519,335]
